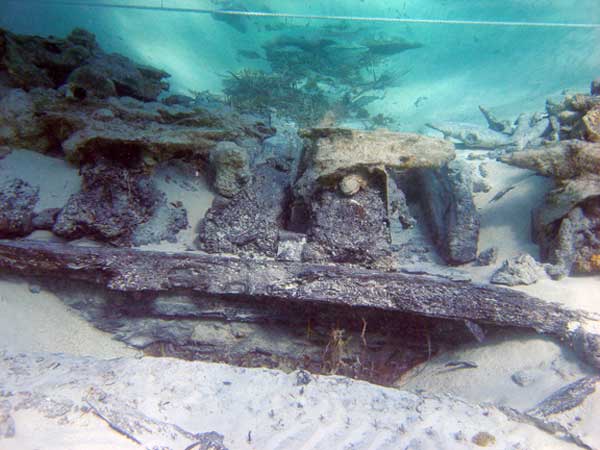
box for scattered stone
[258,117,302,174]
[68,52,170,102]
[546,89,600,141]
[197,165,290,257]
[295,370,312,386]
[491,254,546,286]
[31,208,61,230]
[467,153,486,160]
[471,431,496,447]
[581,106,600,142]
[501,97,600,276]
[454,431,467,442]
[0,71,273,162]
[28,284,41,294]
[534,200,600,277]
[209,141,251,197]
[276,231,306,262]
[478,162,490,178]
[0,177,39,237]
[417,160,480,265]
[387,176,416,229]
[472,177,492,193]
[476,247,498,266]
[131,201,188,246]
[511,369,538,387]
[0,88,48,150]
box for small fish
[489,186,516,203]
[444,360,478,369]
[414,96,428,108]
[465,319,485,343]
[364,38,422,56]
[237,49,263,60]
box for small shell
[339,174,367,196]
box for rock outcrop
[53,158,187,246]
[0,27,169,101]
[197,165,290,257]
[209,141,251,198]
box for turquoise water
[1,0,599,130]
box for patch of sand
[0,277,139,358]
[461,153,600,315]
[0,148,80,212]
[141,160,215,251]
[398,330,595,411]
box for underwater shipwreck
[1,1,600,449]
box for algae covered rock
[197,165,290,257]
[53,158,186,246]
[0,89,48,150]
[67,53,170,102]
[301,185,392,265]
[501,140,600,179]
[294,127,455,200]
[0,177,39,237]
[491,254,546,286]
[0,27,170,101]
[209,141,250,198]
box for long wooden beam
[0,239,598,367]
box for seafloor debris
[491,253,548,286]
[501,81,600,276]
[428,107,550,150]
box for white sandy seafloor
[1,149,600,448]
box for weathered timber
[0,239,599,367]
